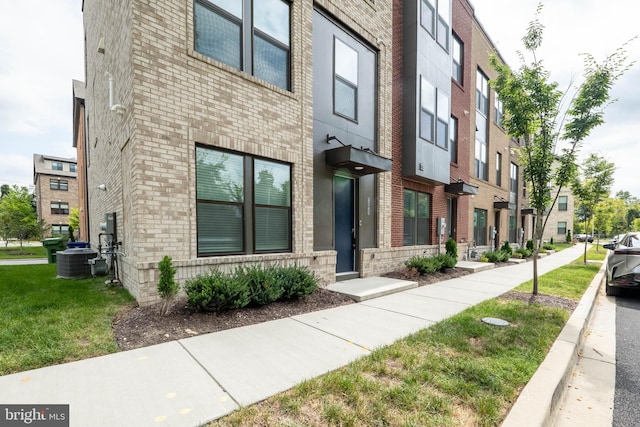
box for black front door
[335,176,355,273]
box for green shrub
[480,256,489,262]
[515,247,532,258]
[405,254,456,274]
[445,238,458,258]
[483,250,510,263]
[184,270,250,312]
[158,256,179,315]
[236,265,284,306]
[526,240,534,251]
[500,241,513,256]
[512,252,523,259]
[543,243,555,251]
[566,230,572,243]
[550,237,554,245]
[277,265,318,299]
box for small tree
[566,229,572,244]
[490,3,634,294]
[157,256,179,315]
[0,185,38,254]
[68,207,80,240]
[572,154,614,262]
[445,238,458,258]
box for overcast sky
[0,0,638,197]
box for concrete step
[327,277,418,302]
[455,260,496,273]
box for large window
[334,38,358,121]
[421,77,449,149]
[196,145,291,256]
[421,0,449,51]
[51,162,63,171]
[496,152,502,187]
[403,189,431,246]
[449,115,458,163]
[452,33,463,84]
[510,163,518,194]
[558,195,568,211]
[50,179,68,191]
[475,69,489,180]
[51,202,69,215]
[194,0,291,90]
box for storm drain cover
[481,317,510,326]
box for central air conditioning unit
[56,248,100,279]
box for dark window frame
[195,145,292,257]
[50,179,69,191]
[449,115,458,164]
[194,0,291,91]
[51,202,69,215]
[452,33,463,84]
[403,189,431,246]
[496,152,502,187]
[51,162,63,171]
[333,36,359,122]
[557,221,567,235]
[558,196,568,211]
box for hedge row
[184,264,318,313]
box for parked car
[576,234,594,243]
[603,232,640,296]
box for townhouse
[78,0,530,304]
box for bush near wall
[184,265,318,313]
[404,254,457,275]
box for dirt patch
[112,262,574,351]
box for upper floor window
[334,38,358,121]
[420,77,436,143]
[403,189,431,246]
[476,70,489,116]
[510,163,518,193]
[558,195,568,211]
[51,202,69,215]
[50,179,68,191]
[51,162,63,171]
[452,34,463,84]
[436,0,450,50]
[436,91,449,148]
[495,96,504,127]
[194,0,291,91]
[420,0,436,36]
[449,116,458,164]
[70,164,77,173]
[421,0,449,51]
[496,152,502,187]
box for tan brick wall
[84,0,393,302]
[468,18,523,249]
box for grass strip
[0,264,133,375]
[210,251,600,426]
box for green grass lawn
[0,245,46,259]
[0,264,134,375]
[211,253,600,426]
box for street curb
[501,262,606,427]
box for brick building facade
[79,0,540,304]
[33,154,78,237]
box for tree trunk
[532,210,545,295]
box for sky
[0,0,638,197]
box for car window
[630,235,640,248]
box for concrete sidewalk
[0,244,598,426]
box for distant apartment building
[33,154,78,237]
